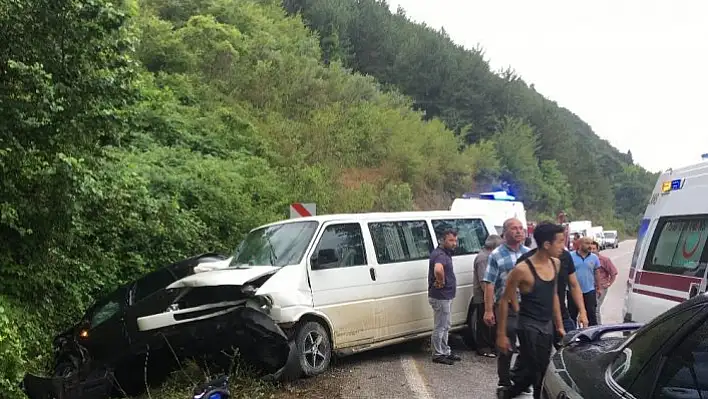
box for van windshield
[604,232,617,238]
[231,221,319,267]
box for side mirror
[311,249,338,270]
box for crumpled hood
[167,266,280,289]
[193,256,234,273]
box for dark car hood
[556,336,624,396]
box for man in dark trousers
[473,234,503,357]
[495,222,567,399]
[568,236,601,327]
[517,243,588,345]
[427,229,461,365]
[482,218,530,388]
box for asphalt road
[277,241,637,399]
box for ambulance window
[645,217,708,275]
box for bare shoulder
[550,257,561,272]
[511,262,532,280]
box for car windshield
[85,285,128,328]
[231,221,319,267]
[604,232,616,238]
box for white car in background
[602,230,619,249]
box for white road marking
[400,355,433,399]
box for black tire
[53,360,77,378]
[282,321,332,380]
[461,304,477,350]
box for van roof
[254,210,492,230]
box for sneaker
[432,355,455,365]
[447,353,462,362]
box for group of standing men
[428,218,618,399]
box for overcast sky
[389,0,708,173]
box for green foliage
[0,300,25,398]
[1,0,657,395]
[287,0,657,232]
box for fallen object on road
[192,375,230,399]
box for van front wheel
[286,321,332,379]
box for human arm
[606,257,619,286]
[553,292,565,336]
[552,260,565,335]
[568,273,588,328]
[496,268,521,354]
[482,255,499,325]
[593,256,602,293]
[474,256,486,287]
[434,262,445,288]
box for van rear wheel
[283,321,332,380]
[461,304,477,350]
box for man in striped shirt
[483,218,531,388]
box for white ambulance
[622,159,708,324]
[450,192,527,236]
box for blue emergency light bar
[462,191,517,201]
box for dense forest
[0,0,656,397]
[282,0,658,227]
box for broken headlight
[248,294,273,312]
[241,285,273,310]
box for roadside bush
[0,298,27,399]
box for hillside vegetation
[285,0,658,228]
[1,0,654,397]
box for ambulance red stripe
[630,270,701,303]
[631,288,685,303]
[635,270,701,292]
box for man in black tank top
[495,222,566,399]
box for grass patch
[131,350,280,399]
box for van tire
[282,321,332,380]
[461,304,477,350]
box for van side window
[368,220,433,264]
[645,217,708,275]
[432,219,488,256]
[312,223,367,270]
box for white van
[622,160,708,324]
[165,211,495,378]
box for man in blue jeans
[428,229,461,365]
